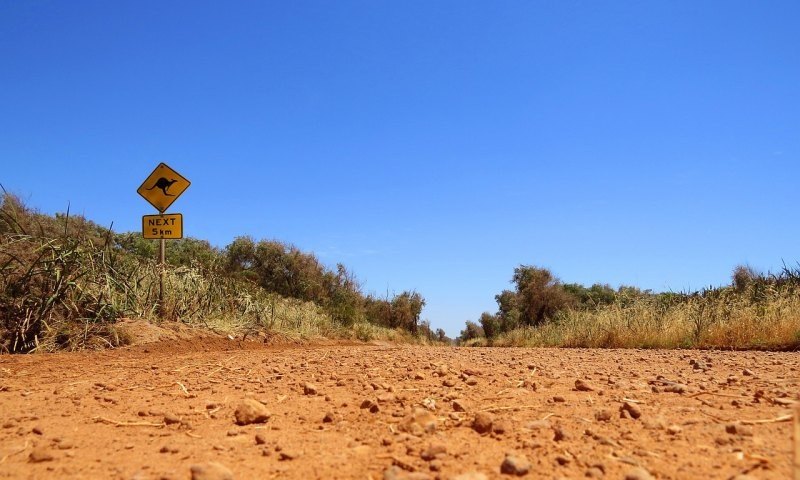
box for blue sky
[2,1,798,336]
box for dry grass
[492,282,800,349]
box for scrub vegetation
[460,264,800,350]
[0,193,442,353]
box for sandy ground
[0,339,798,479]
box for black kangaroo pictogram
[146,178,178,196]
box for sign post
[137,163,190,318]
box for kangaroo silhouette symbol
[146,178,178,196]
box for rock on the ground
[233,399,271,425]
[420,442,447,460]
[472,412,494,434]
[399,408,437,435]
[190,462,234,480]
[624,467,654,480]
[500,454,531,476]
[574,379,596,391]
[360,399,380,413]
[620,401,642,419]
[303,383,319,395]
[725,423,753,436]
[28,447,54,463]
[663,383,687,394]
[594,409,612,422]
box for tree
[390,291,425,333]
[479,312,500,339]
[495,290,520,332]
[435,328,449,343]
[459,321,484,342]
[512,265,575,326]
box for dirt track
[0,340,797,479]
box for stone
[725,423,753,436]
[420,442,447,460]
[303,383,319,395]
[585,467,604,478]
[555,454,571,465]
[552,425,570,442]
[190,462,234,480]
[452,399,468,412]
[164,413,181,425]
[575,379,596,392]
[399,408,438,435]
[233,399,271,425]
[594,409,612,422]
[360,399,380,413]
[623,467,654,480]
[492,419,510,435]
[279,451,300,461]
[472,412,494,434]
[620,402,642,420]
[500,454,531,476]
[28,447,54,463]
[662,384,687,394]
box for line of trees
[460,265,645,342]
[459,262,800,344]
[116,233,427,333]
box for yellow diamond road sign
[142,214,183,239]
[137,163,190,213]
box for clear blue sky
[2,1,798,336]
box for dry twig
[480,404,539,413]
[176,381,189,396]
[93,416,165,427]
[737,414,794,425]
[689,391,748,400]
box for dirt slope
[0,340,797,479]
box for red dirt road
[1,341,797,479]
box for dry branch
[93,416,165,427]
[740,414,793,425]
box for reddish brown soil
[1,340,797,479]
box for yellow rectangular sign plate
[137,163,191,213]
[142,214,183,239]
